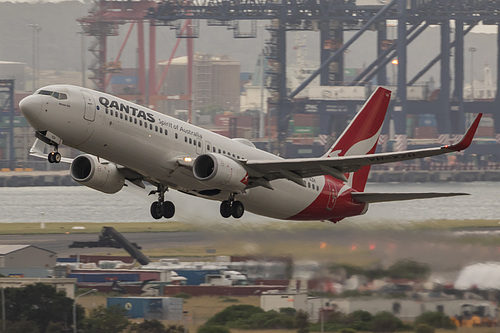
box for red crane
[78,0,192,118]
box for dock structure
[1,169,499,188]
[0,170,73,187]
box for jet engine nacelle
[70,154,125,194]
[193,153,248,192]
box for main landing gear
[150,184,175,220]
[220,194,244,219]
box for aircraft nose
[19,95,42,126]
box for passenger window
[110,110,114,116]
[125,115,128,121]
[134,118,137,124]
[184,137,187,143]
[193,140,196,146]
[139,120,143,126]
[189,138,192,144]
[159,128,163,134]
[198,142,201,148]
[218,149,221,153]
[120,113,123,119]
[144,122,147,128]
[115,112,118,118]
[213,147,216,152]
[105,109,108,114]
[175,133,178,139]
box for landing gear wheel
[220,200,232,218]
[48,151,61,164]
[231,201,244,219]
[163,201,175,219]
[150,202,163,220]
[150,185,176,220]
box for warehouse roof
[0,245,55,255]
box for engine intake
[70,154,125,194]
[193,154,248,192]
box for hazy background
[0,0,498,87]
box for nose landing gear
[35,131,62,164]
[150,184,175,220]
[220,194,244,219]
[48,151,61,164]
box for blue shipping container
[107,297,183,320]
[418,114,437,127]
[174,269,220,285]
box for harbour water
[0,182,498,224]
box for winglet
[445,113,482,151]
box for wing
[244,113,482,185]
[351,192,469,203]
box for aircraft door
[196,139,203,155]
[82,91,96,121]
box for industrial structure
[74,0,500,158]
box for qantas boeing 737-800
[19,85,482,222]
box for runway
[0,227,498,276]
[0,231,210,257]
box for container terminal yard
[1,0,500,170]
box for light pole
[1,287,5,333]
[469,47,477,99]
[78,26,86,87]
[28,24,41,91]
[73,289,97,333]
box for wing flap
[351,192,469,203]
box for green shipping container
[0,116,29,128]
[293,126,319,136]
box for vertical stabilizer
[323,87,391,191]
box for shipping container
[293,114,319,127]
[174,269,220,285]
[414,127,438,139]
[0,116,29,128]
[418,114,437,127]
[292,126,319,136]
[107,297,183,320]
[68,272,140,283]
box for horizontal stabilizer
[352,192,469,203]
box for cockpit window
[38,90,68,100]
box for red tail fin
[323,87,391,191]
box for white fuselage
[22,85,330,220]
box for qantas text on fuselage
[19,85,482,222]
